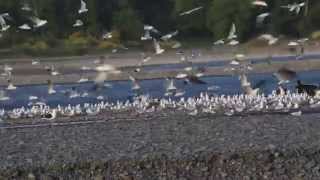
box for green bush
[31,41,49,51]
[43,34,60,47]
[65,32,89,48]
[159,40,180,49]
[108,30,121,44]
[97,41,118,50]
[311,31,320,40]
[63,32,93,55]
[14,39,49,55]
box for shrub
[65,32,99,48]
[159,40,180,49]
[14,40,49,55]
[44,34,60,47]
[97,41,118,50]
[31,41,49,51]
[108,30,121,44]
[65,34,89,48]
[311,31,320,40]
[125,40,141,47]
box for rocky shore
[1,111,320,179]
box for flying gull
[78,0,88,14]
[179,6,203,16]
[281,2,305,14]
[30,16,48,28]
[0,13,11,32]
[153,39,165,55]
[161,30,179,41]
[252,0,268,7]
[18,24,32,30]
[73,19,84,27]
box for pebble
[305,160,316,169]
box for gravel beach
[1,110,320,179]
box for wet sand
[1,55,320,86]
[0,42,320,86]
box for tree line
[0,0,320,46]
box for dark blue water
[144,53,320,72]
[1,70,320,110]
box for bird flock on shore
[2,89,320,121]
[0,0,319,121]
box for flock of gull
[2,89,320,121]
[0,0,319,121]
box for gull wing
[179,6,203,16]
[227,23,237,40]
[81,0,87,10]
[0,16,6,27]
[256,13,270,24]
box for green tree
[206,0,253,41]
[112,7,143,40]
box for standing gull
[42,109,57,120]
